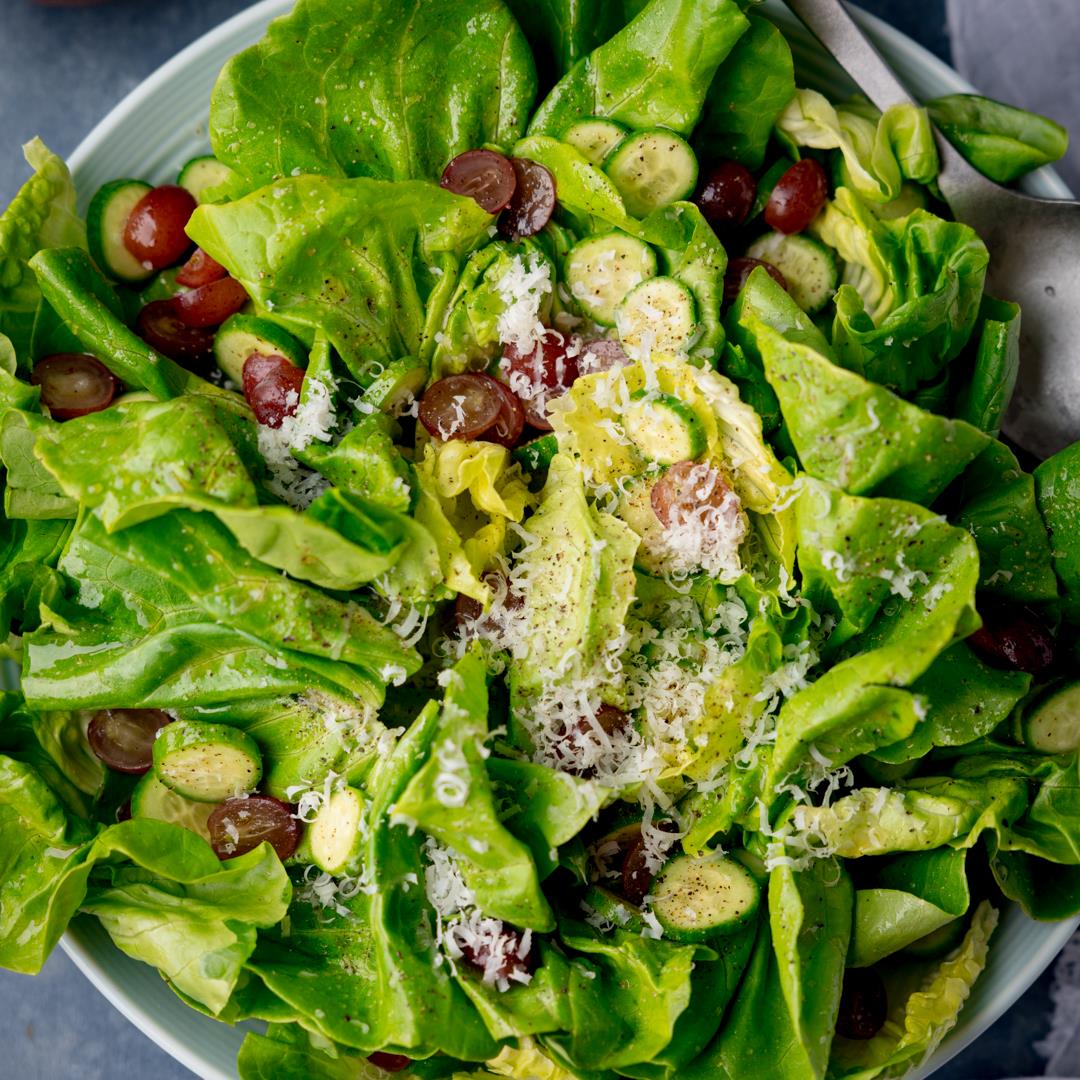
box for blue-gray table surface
[1,0,1076,1077]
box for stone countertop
[0,1,1075,1077]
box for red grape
[764,159,829,234]
[968,606,1055,677]
[123,185,196,271]
[418,372,506,441]
[651,460,735,529]
[242,353,305,427]
[207,795,301,861]
[695,160,756,229]
[367,1053,412,1073]
[836,968,888,1040]
[501,338,579,430]
[440,149,517,213]
[176,248,228,288]
[31,353,119,420]
[136,299,215,367]
[88,709,172,775]
[173,276,248,328]
[578,338,629,376]
[500,158,556,239]
[486,378,526,447]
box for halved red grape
[455,571,523,637]
[836,968,888,1040]
[621,833,654,905]
[501,338,579,430]
[88,709,172,774]
[176,248,228,288]
[594,703,631,737]
[578,338,629,376]
[136,299,215,368]
[458,924,535,983]
[418,372,505,441]
[651,460,735,529]
[764,158,829,234]
[123,184,196,270]
[500,158,556,239]
[116,800,132,823]
[31,353,120,420]
[367,1053,412,1073]
[969,605,1056,677]
[695,159,756,229]
[173,276,249,328]
[207,795,301,861]
[440,149,517,213]
[486,377,526,446]
[723,257,788,305]
[242,352,305,428]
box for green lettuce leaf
[757,319,989,504]
[1035,441,1080,622]
[209,0,537,187]
[830,902,998,1079]
[393,647,553,930]
[0,410,77,520]
[928,94,1068,183]
[188,176,492,385]
[952,296,1020,438]
[776,92,937,202]
[528,0,749,137]
[0,139,85,365]
[954,440,1058,603]
[695,13,795,169]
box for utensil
[787,0,1080,459]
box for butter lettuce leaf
[528,0,748,137]
[188,177,492,386]
[209,0,537,188]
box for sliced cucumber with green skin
[565,231,657,326]
[605,129,699,218]
[308,785,366,875]
[564,118,630,168]
[363,357,429,414]
[615,276,697,355]
[153,719,263,803]
[214,314,307,384]
[584,885,643,932]
[745,231,838,315]
[648,853,760,942]
[1020,681,1080,753]
[625,389,707,465]
[177,155,236,204]
[902,915,968,959]
[512,432,559,473]
[130,773,215,842]
[87,179,153,284]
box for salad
[1,0,1078,1077]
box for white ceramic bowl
[57,2,1077,1078]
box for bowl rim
[58,2,1077,1079]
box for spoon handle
[783,0,913,110]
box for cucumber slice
[615,276,697,355]
[308,785,366,875]
[86,179,153,284]
[177,155,236,204]
[214,314,307,384]
[564,118,630,168]
[625,390,707,465]
[363,357,429,414]
[512,432,559,473]
[648,853,760,942]
[153,719,263,803]
[564,231,657,326]
[902,915,968,959]
[745,231,838,314]
[605,129,698,218]
[584,885,643,932]
[1021,680,1080,753]
[130,773,215,842]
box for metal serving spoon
[787,0,1080,459]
